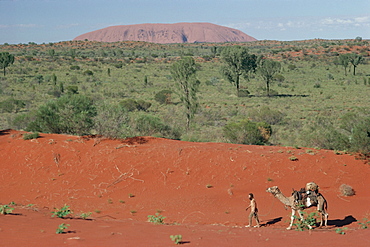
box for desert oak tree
[258,59,281,96]
[170,57,199,131]
[220,46,257,95]
[0,52,15,76]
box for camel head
[266,186,280,194]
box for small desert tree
[348,53,363,76]
[0,52,15,76]
[170,57,200,131]
[220,46,257,95]
[258,59,281,96]
[339,54,350,76]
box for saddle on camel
[293,182,320,208]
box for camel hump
[306,182,318,192]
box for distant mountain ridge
[73,22,257,43]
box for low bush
[120,99,151,112]
[170,235,182,245]
[94,103,131,139]
[147,213,166,224]
[133,113,181,139]
[223,119,271,145]
[23,132,39,140]
[154,90,173,104]
[56,223,70,234]
[26,94,96,135]
[339,184,355,196]
[51,204,72,218]
[248,106,285,125]
[0,98,26,113]
[0,204,14,215]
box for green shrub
[170,235,182,245]
[27,94,96,135]
[120,99,152,112]
[248,106,285,125]
[66,85,79,94]
[120,99,139,112]
[79,212,92,219]
[358,218,370,229]
[0,98,26,113]
[293,212,318,231]
[154,90,173,104]
[274,74,285,82]
[94,103,131,139]
[136,100,152,111]
[83,70,93,76]
[0,204,14,215]
[56,223,70,234]
[147,213,166,224]
[23,132,39,140]
[237,89,250,97]
[52,205,72,218]
[223,119,271,145]
[335,227,348,235]
[134,113,180,139]
[300,116,350,150]
[70,65,80,70]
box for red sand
[0,129,369,246]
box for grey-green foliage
[348,53,364,76]
[94,102,131,139]
[220,46,257,94]
[300,116,350,150]
[0,52,15,76]
[0,98,25,113]
[134,113,181,139]
[27,94,96,135]
[120,99,152,112]
[258,59,281,96]
[301,111,370,153]
[223,119,271,145]
[170,56,200,131]
[147,213,166,224]
[248,106,285,125]
[23,132,39,140]
[154,90,172,104]
[340,112,370,153]
[293,212,318,231]
[338,54,350,76]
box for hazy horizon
[0,0,369,44]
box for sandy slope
[0,129,369,246]
[73,22,257,43]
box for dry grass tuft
[339,184,355,196]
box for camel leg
[287,209,295,230]
[318,211,323,227]
[323,210,328,227]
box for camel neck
[274,191,291,206]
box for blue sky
[0,0,369,44]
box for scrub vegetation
[0,39,369,157]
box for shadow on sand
[328,215,357,227]
[263,217,283,226]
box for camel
[266,186,328,230]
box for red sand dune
[0,129,369,246]
[73,22,257,43]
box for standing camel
[266,186,328,230]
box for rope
[258,197,276,217]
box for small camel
[266,186,328,230]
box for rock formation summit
[73,22,257,43]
